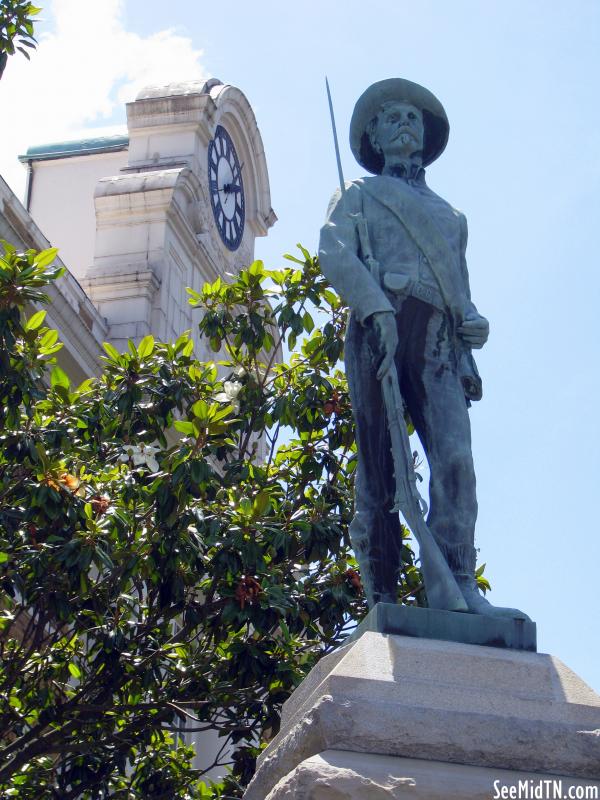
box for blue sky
[2,0,599,691]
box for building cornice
[0,175,107,378]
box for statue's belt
[381,272,445,313]
[381,270,482,400]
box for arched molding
[209,83,276,238]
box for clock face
[208,125,245,251]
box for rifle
[325,77,467,612]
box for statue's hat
[350,78,449,173]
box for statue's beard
[396,132,416,146]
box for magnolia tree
[0,1,39,80]
[0,242,425,799]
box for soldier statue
[319,78,528,619]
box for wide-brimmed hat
[350,78,449,173]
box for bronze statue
[319,78,528,619]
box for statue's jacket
[318,174,479,326]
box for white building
[14,78,276,371]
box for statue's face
[371,101,424,159]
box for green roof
[18,135,129,163]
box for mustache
[391,128,418,141]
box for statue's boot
[454,573,531,620]
[439,542,531,620]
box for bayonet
[325,77,346,197]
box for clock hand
[222,182,242,194]
[220,162,244,193]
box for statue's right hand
[370,311,398,380]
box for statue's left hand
[370,311,399,380]
[458,314,489,349]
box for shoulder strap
[359,179,466,320]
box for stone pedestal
[244,626,600,799]
[261,751,600,799]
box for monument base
[264,750,600,799]
[347,602,537,651]
[244,630,600,799]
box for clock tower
[81,79,276,356]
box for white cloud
[0,0,208,199]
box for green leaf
[40,343,63,356]
[239,498,252,516]
[68,663,82,680]
[174,332,191,353]
[33,247,59,268]
[283,253,304,265]
[24,309,46,330]
[137,334,154,359]
[297,243,312,262]
[40,328,58,348]
[50,366,70,390]
[174,420,195,435]
[248,260,264,276]
[34,442,49,469]
[103,341,121,361]
[94,545,114,571]
[192,419,203,438]
[303,311,314,333]
[279,619,291,643]
[212,404,234,422]
[192,399,210,420]
[76,378,94,394]
[0,552,9,564]
[253,491,271,517]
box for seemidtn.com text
[493,781,598,799]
